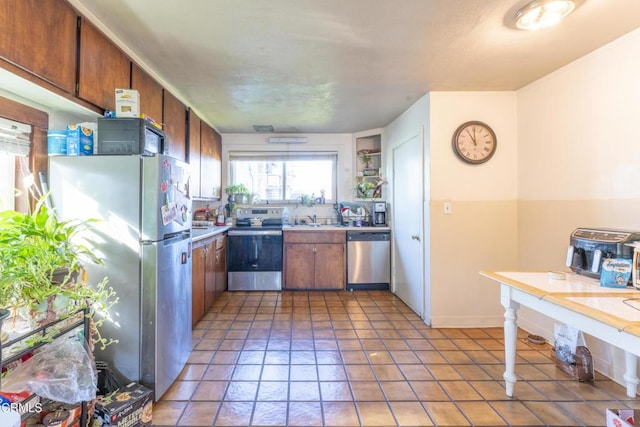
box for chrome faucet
[308,214,317,224]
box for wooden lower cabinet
[204,239,216,310]
[214,234,227,297]
[191,243,206,326]
[284,231,345,290]
[192,233,227,326]
[284,243,316,289]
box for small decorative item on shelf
[359,152,372,169]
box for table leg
[623,351,639,398]
[501,285,519,397]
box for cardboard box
[66,125,94,156]
[606,408,637,426]
[93,382,153,427]
[115,89,140,118]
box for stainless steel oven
[227,207,288,291]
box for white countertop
[283,225,391,232]
[481,270,640,329]
[192,225,230,242]
[485,271,636,296]
[190,224,390,241]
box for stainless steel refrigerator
[49,154,192,399]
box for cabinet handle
[411,234,420,241]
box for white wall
[516,28,640,385]
[383,94,430,320]
[429,92,518,327]
[383,91,519,327]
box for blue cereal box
[599,258,632,288]
[66,125,94,156]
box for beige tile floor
[154,291,638,426]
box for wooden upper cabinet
[163,90,187,162]
[212,128,222,199]
[78,18,131,110]
[131,64,163,125]
[188,110,202,197]
[0,0,77,93]
[200,122,221,199]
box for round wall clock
[451,121,497,164]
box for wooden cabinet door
[211,128,222,199]
[131,64,163,125]
[0,0,77,93]
[314,243,345,289]
[200,122,216,199]
[187,111,202,197]
[284,243,315,289]
[78,18,130,110]
[163,90,187,162]
[191,244,206,326]
[215,235,227,297]
[204,240,216,310]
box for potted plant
[0,195,117,348]
[354,176,386,199]
[298,194,315,207]
[359,152,372,169]
[355,177,376,198]
[224,184,249,204]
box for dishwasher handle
[347,232,390,242]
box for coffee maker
[373,202,387,227]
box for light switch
[443,202,452,215]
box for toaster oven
[566,227,640,279]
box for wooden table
[480,271,640,398]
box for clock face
[452,121,497,164]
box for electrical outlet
[443,202,452,215]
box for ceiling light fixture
[514,0,578,30]
[267,136,308,144]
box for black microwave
[97,117,166,155]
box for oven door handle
[228,229,282,236]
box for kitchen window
[229,152,337,203]
[0,117,32,211]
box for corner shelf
[355,134,383,199]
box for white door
[392,133,425,318]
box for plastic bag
[554,323,594,381]
[554,323,582,364]
[2,338,97,404]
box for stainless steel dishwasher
[347,231,391,290]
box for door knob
[411,234,420,241]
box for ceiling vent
[253,125,274,132]
[267,136,308,144]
